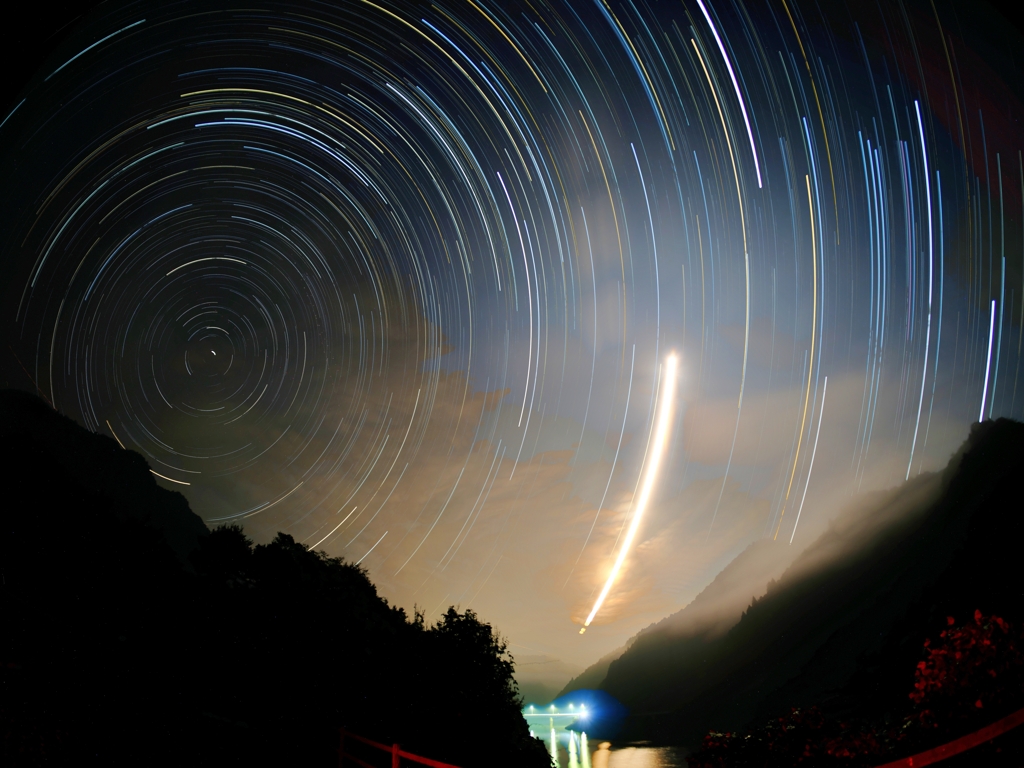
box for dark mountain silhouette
[559,643,632,700]
[0,388,209,565]
[0,390,549,767]
[579,419,1024,749]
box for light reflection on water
[596,743,687,768]
[524,707,686,768]
[542,734,687,768]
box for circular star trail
[2,0,1023,660]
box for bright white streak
[694,0,762,188]
[979,299,997,421]
[580,353,678,633]
[311,507,358,549]
[355,531,387,565]
[166,256,247,275]
[150,469,190,486]
[790,376,827,544]
[496,171,533,428]
[106,420,126,450]
[45,19,146,81]
[907,101,933,480]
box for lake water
[538,729,688,768]
[524,706,688,768]
[591,742,688,768]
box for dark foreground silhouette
[566,419,1024,762]
[687,610,1024,766]
[0,390,549,767]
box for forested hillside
[0,390,548,767]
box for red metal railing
[339,728,461,768]
[874,704,1024,767]
[342,703,1024,768]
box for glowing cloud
[580,353,679,633]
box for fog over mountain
[562,419,1024,749]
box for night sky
[3,0,1024,669]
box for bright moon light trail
[580,353,679,634]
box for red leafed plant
[908,611,1024,727]
[687,612,1024,767]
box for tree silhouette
[0,391,550,767]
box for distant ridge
[557,537,795,699]
[557,641,632,699]
[585,419,1024,748]
[0,388,208,563]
